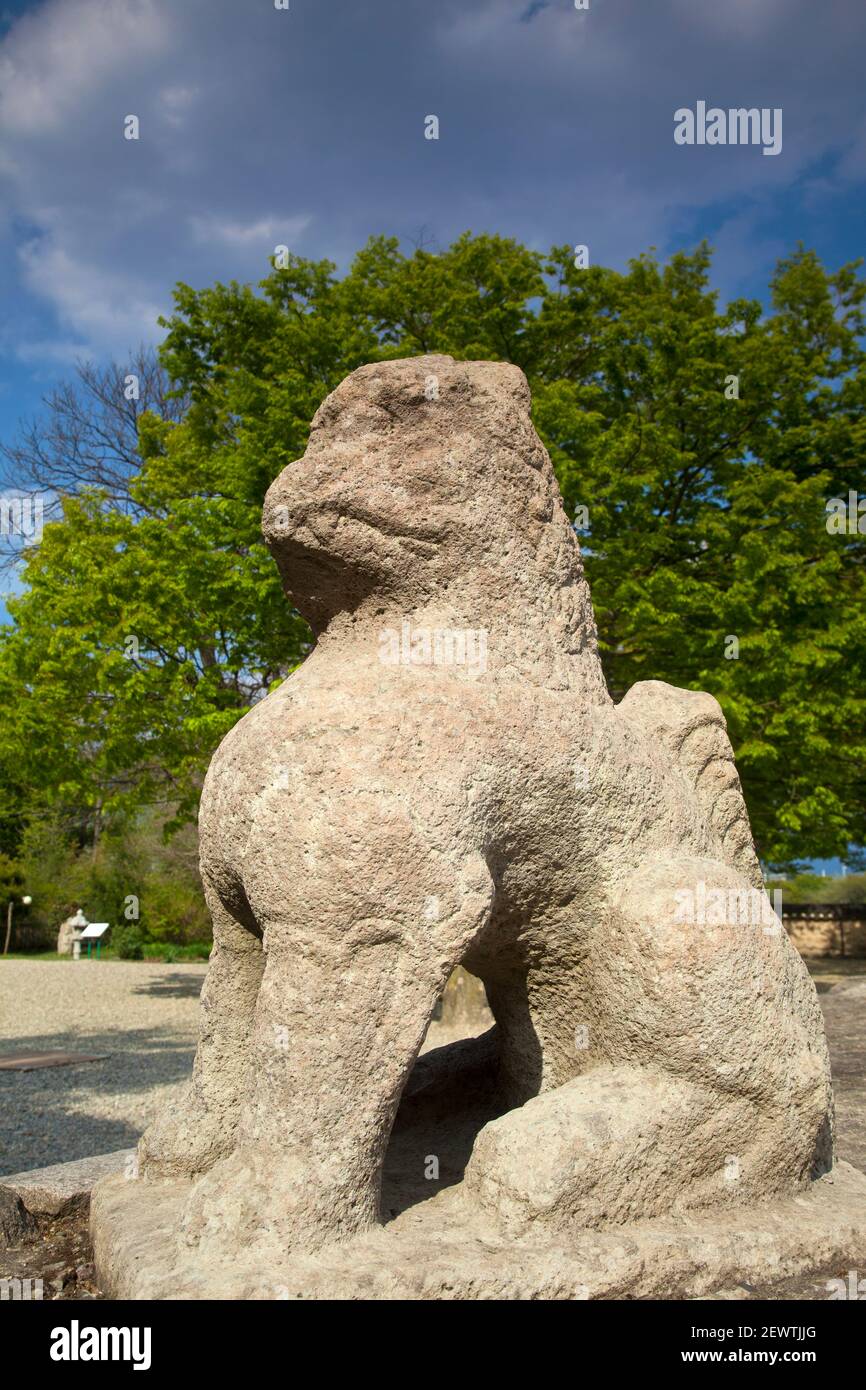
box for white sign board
[79,922,110,940]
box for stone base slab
[91,1161,866,1301]
[1,1149,133,1249]
[1,1149,133,1219]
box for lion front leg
[178,807,494,1260]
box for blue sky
[2,0,865,451]
[0,0,864,869]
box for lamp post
[3,894,32,957]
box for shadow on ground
[130,972,205,999]
[0,1027,195,1174]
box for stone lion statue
[138,354,833,1261]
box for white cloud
[188,214,312,249]
[159,84,200,129]
[0,0,171,136]
[0,0,312,356]
[18,234,167,355]
[14,339,98,367]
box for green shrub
[770,871,866,906]
[114,924,145,960]
[14,812,213,954]
[141,941,211,962]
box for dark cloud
[0,0,864,367]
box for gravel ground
[0,959,485,1177]
[1,957,864,1181]
[0,961,207,1174]
[816,978,866,1174]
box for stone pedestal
[92,1041,866,1299]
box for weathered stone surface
[57,914,80,956]
[95,355,841,1296]
[0,1188,35,1246]
[91,1155,866,1301]
[1,1149,132,1219]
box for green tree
[0,850,26,952]
[0,235,863,870]
[530,243,866,864]
[17,811,210,947]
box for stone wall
[783,905,866,958]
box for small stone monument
[57,908,87,957]
[91,356,866,1298]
